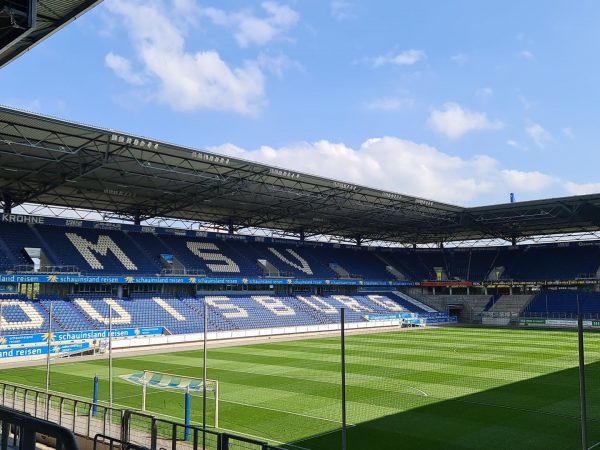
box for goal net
[120,370,219,427]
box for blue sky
[2,0,600,206]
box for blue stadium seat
[0,293,442,336]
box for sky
[2,0,600,206]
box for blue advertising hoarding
[0,273,415,286]
[0,327,164,346]
[0,342,91,360]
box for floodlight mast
[203,299,208,448]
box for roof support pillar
[133,209,141,226]
[511,235,517,246]
[228,219,234,235]
[299,229,305,241]
[2,193,12,215]
[356,235,362,247]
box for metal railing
[159,268,206,276]
[0,404,79,450]
[93,434,149,450]
[0,381,285,450]
[0,383,125,443]
[124,410,283,450]
[6,264,81,274]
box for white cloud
[520,50,535,60]
[518,93,533,110]
[562,127,574,138]
[451,53,468,64]
[8,98,42,112]
[331,0,354,20]
[371,49,426,67]
[257,52,301,77]
[506,139,528,151]
[105,0,266,115]
[201,2,299,48]
[366,96,414,111]
[105,53,145,85]
[501,170,557,192]
[428,102,503,139]
[211,136,566,205]
[476,87,493,98]
[526,123,552,148]
[564,182,600,196]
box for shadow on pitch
[285,346,600,450]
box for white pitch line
[142,362,430,399]
[403,385,428,397]
[218,398,354,425]
[114,388,355,425]
[589,441,600,450]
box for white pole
[109,306,113,409]
[203,299,208,448]
[45,302,53,420]
[214,381,219,429]
[142,383,146,411]
[46,303,53,394]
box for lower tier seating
[522,291,600,319]
[0,292,439,335]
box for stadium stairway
[406,292,493,322]
[125,232,170,274]
[38,297,93,331]
[28,224,61,268]
[485,295,533,315]
[388,291,436,313]
[0,235,17,270]
[181,297,238,331]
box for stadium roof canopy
[1,106,600,244]
[0,0,102,68]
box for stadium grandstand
[3,104,600,447]
[3,2,600,450]
[4,102,600,448]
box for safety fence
[0,382,284,450]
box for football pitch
[2,326,600,449]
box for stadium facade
[3,3,600,449]
[1,105,600,346]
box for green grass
[2,326,600,449]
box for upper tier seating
[497,245,600,281]
[1,221,600,281]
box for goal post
[120,370,219,428]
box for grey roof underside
[1,106,599,244]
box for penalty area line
[114,388,356,426]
